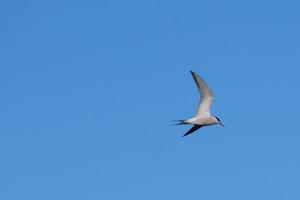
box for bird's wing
[182,125,202,137]
[190,71,214,116]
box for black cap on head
[215,116,221,122]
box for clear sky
[1,0,300,199]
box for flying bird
[176,71,224,137]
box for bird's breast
[189,116,213,125]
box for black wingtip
[182,131,191,137]
[181,125,202,137]
[182,133,190,137]
[190,71,198,78]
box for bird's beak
[220,122,225,128]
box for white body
[185,116,219,126]
[178,71,224,136]
[187,71,221,126]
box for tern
[176,71,224,137]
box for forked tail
[174,120,188,125]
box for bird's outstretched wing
[182,125,203,137]
[190,71,214,116]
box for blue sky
[1,0,300,199]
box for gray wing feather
[190,71,214,116]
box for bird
[176,71,224,137]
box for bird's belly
[189,116,212,125]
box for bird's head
[214,116,225,127]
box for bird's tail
[174,120,188,125]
